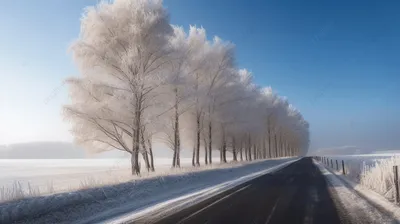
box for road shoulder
[315,160,397,224]
[98,158,299,224]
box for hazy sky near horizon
[1,0,399,151]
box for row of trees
[64,0,309,175]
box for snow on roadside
[0,158,296,224]
[0,157,233,202]
[315,160,399,223]
[0,157,190,202]
[319,155,400,202]
[104,158,298,224]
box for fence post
[394,166,399,203]
[336,160,338,170]
[342,160,345,175]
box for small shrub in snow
[0,181,41,203]
[360,156,400,201]
[322,155,400,202]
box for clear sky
[1,0,399,151]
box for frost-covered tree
[64,0,173,175]
[157,26,200,167]
[65,0,310,175]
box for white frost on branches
[64,0,310,175]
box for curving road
[133,158,395,224]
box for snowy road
[135,158,397,224]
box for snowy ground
[0,157,238,196]
[0,158,168,189]
[315,160,397,223]
[0,157,296,224]
[0,158,131,193]
[319,154,400,202]
[0,157,220,202]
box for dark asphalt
[133,157,391,224]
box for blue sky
[1,0,399,151]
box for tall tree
[65,0,173,175]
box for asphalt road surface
[134,157,395,224]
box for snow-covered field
[319,153,400,202]
[0,157,217,202]
[0,157,296,224]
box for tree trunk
[142,152,150,172]
[286,142,289,157]
[172,87,180,168]
[172,150,177,167]
[220,146,223,162]
[133,150,140,175]
[221,128,227,163]
[133,144,140,175]
[279,134,283,157]
[195,114,200,166]
[140,130,150,172]
[263,138,266,159]
[148,139,155,171]
[177,133,180,167]
[131,152,140,175]
[130,153,135,175]
[203,137,208,165]
[208,121,212,164]
[248,135,252,161]
[274,133,278,158]
[283,141,286,157]
[245,142,248,161]
[240,141,243,161]
[194,73,201,167]
[253,144,257,160]
[232,137,237,161]
[222,141,227,163]
[223,145,227,163]
[268,125,272,158]
[192,145,195,166]
[132,103,141,175]
[248,146,252,161]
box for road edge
[107,158,302,224]
[314,159,400,223]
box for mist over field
[0,142,228,159]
